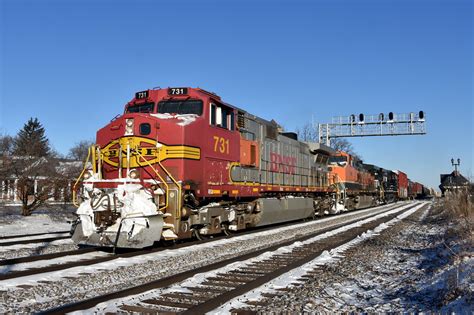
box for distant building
[439,171,470,196]
[0,156,82,203]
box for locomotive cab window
[329,156,348,164]
[210,102,234,131]
[126,102,155,113]
[157,99,203,115]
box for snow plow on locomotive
[70,87,419,249]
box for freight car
[71,87,339,248]
[396,170,409,200]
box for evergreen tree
[13,118,50,157]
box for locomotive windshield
[158,100,203,115]
[126,102,154,113]
[329,156,348,164]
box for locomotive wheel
[192,229,209,241]
[222,224,234,236]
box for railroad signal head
[379,113,384,121]
[350,114,356,123]
[359,113,364,122]
[419,111,424,120]
[388,112,394,120]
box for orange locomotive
[328,151,377,210]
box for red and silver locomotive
[72,87,336,248]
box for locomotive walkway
[36,201,428,314]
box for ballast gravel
[0,202,414,313]
[235,203,473,313]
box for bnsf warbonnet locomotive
[71,87,423,248]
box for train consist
[71,87,430,248]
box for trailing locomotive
[71,87,428,249]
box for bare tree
[0,134,15,156]
[6,157,60,215]
[296,122,318,142]
[330,138,362,160]
[68,140,94,162]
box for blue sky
[1,0,472,189]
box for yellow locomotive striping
[101,137,200,168]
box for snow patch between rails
[75,202,426,314]
[0,239,73,253]
[211,202,428,314]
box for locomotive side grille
[237,112,245,129]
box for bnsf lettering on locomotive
[144,148,157,156]
[270,152,296,174]
[105,149,118,157]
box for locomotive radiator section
[71,182,164,248]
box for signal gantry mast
[318,111,426,146]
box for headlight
[125,119,134,135]
[129,169,140,179]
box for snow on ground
[0,202,416,290]
[76,202,427,314]
[0,202,416,313]
[0,214,71,237]
[0,204,77,260]
[0,204,74,237]
[214,202,427,313]
[228,201,473,313]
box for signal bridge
[318,111,426,146]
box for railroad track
[0,230,70,241]
[0,232,71,247]
[0,202,401,283]
[40,201,427,314]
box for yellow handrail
[157,157,182,216]
[134,149,170,212]
[72,146,93,207]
